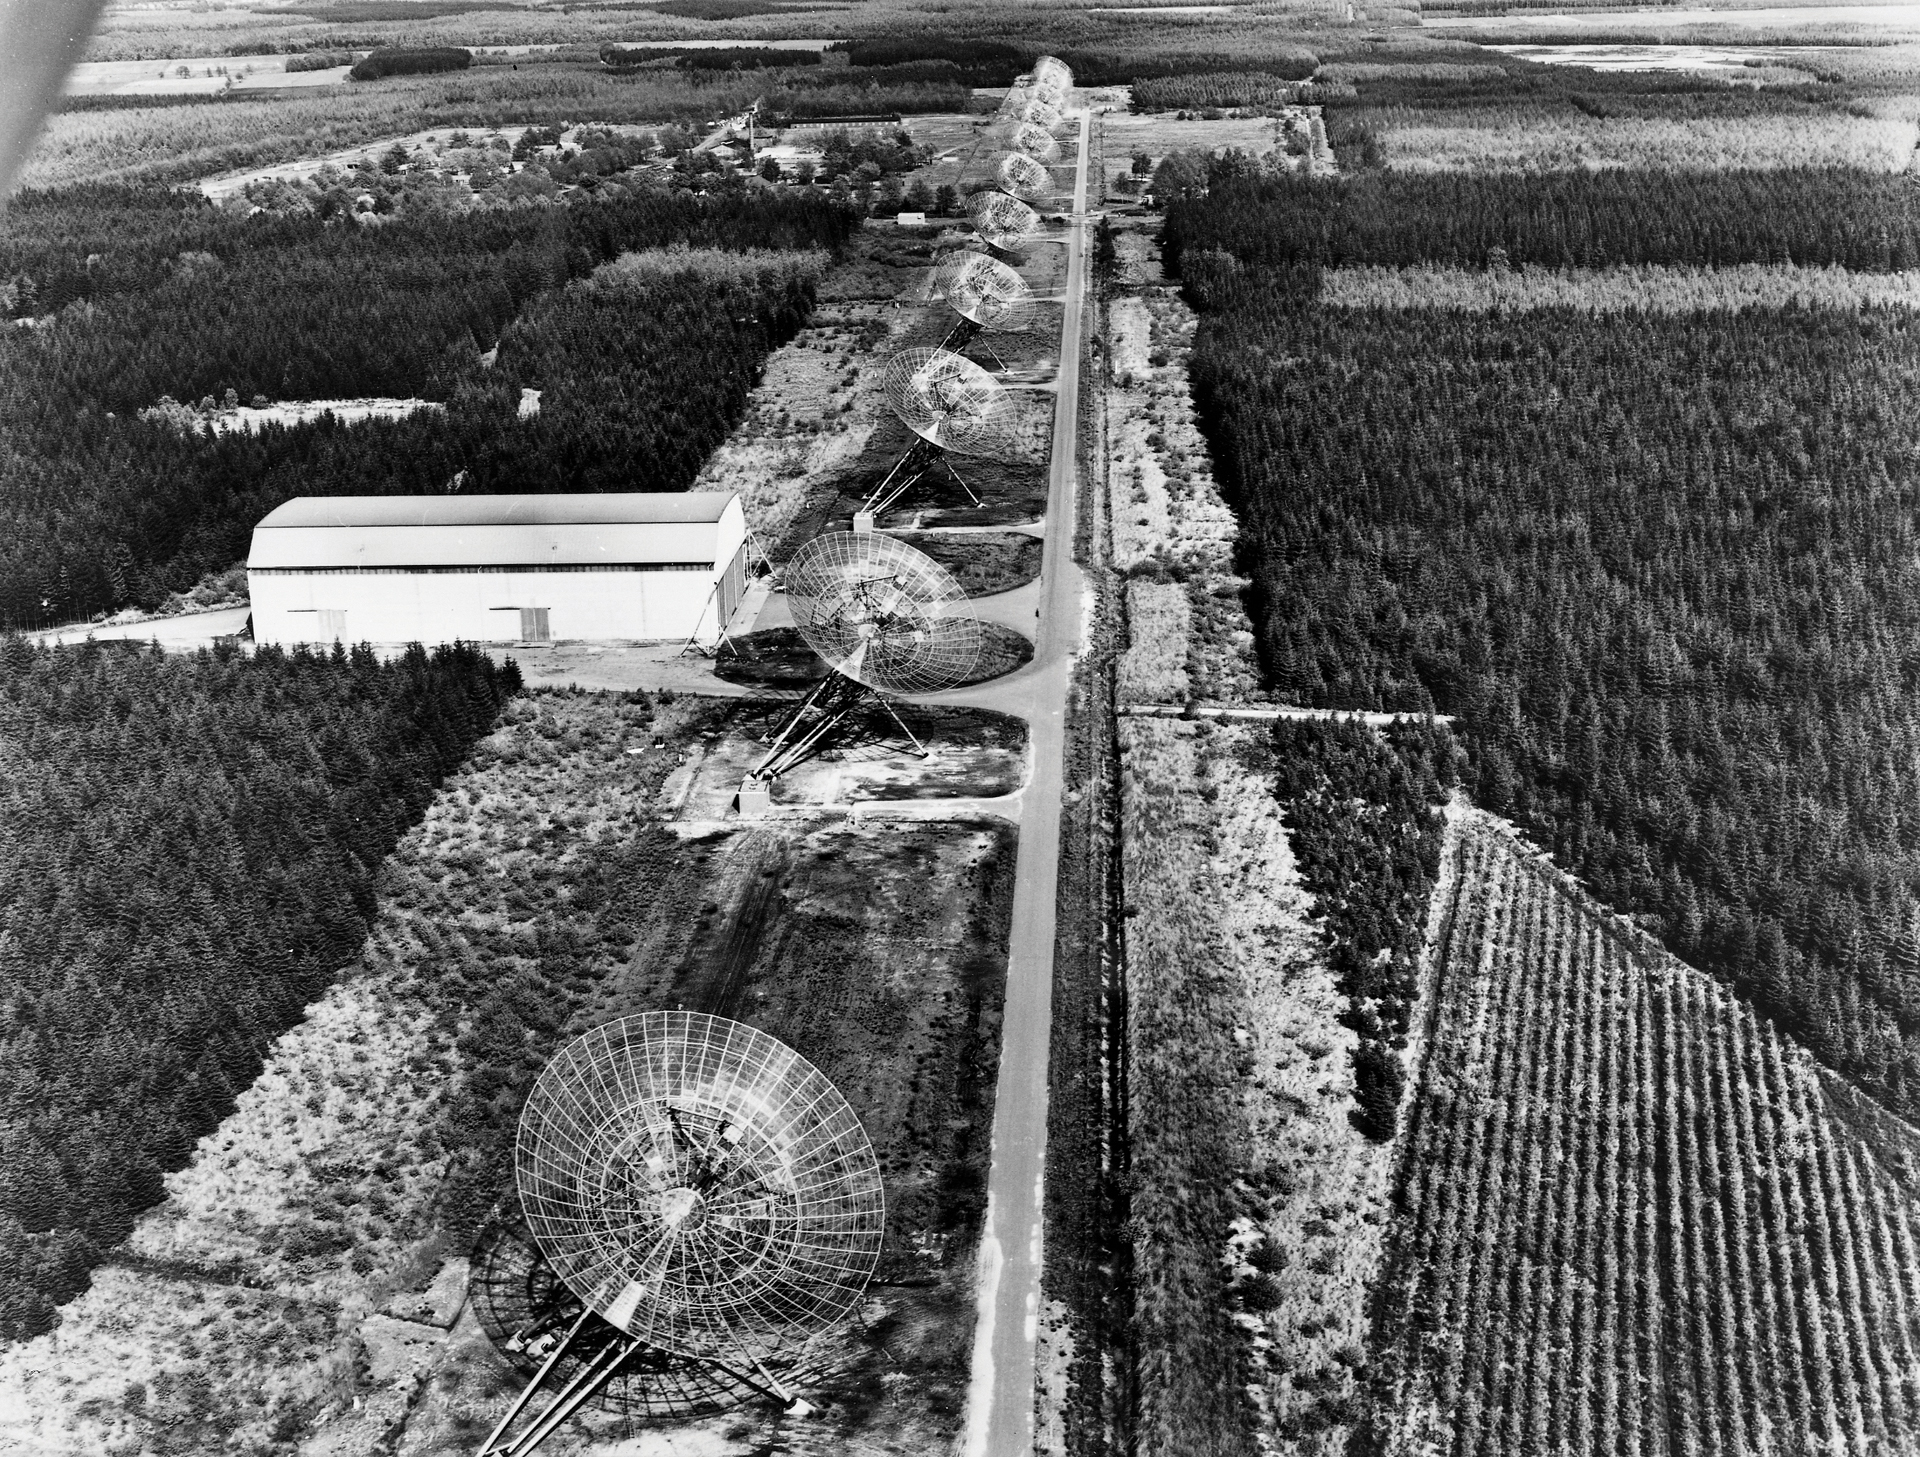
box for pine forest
[0,186,851,626]
[0,638,517,1338]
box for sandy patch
[1104,255,1263,705]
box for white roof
[250,492,742,570]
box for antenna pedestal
[737,775,773,815]
[749,670,927,785]
[864,439,983,520]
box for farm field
[1372,809,1920,1455]
[0,689,1018,1456]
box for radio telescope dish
[1032,54,1072,90]
[967,189,1040,252]
[883,346,1012,456]
[936,252,1038,333]
[479,1014,884,1454]
[995,150,1054,201]
[786,531,983,696]
[858,347,1016,522]
[1003,121,1061,161]
[518,1013,884,1353]
[748,533,983,782]
[1003,95,1063,129]
[1029,78,1068,109]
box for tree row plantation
[1373,813,1920,1456]
[1162,163,1920,271]
[0,185,853,627]
[0,637,518,1339]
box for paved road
[954,103,1093,1457]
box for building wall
[251,566,719,647]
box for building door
[488,607,550,642]
[286,609,345,643]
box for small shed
[248,491,749,648]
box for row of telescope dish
[859,54,1076,532]
[467,60,1078,1457]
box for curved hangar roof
[249,492,744,571]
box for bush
[284,52,351,73]
[679,47,822,71]
[1132,72,1308,112]
[1267,721,1456,1141]
[349,47,471,82]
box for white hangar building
[248,492,749,648]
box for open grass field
[1372,105,1919,172]
[1371,809,1920,1455]
[0,689,1017,1456]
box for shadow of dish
[713,623,1034,691]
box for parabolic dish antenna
[995,150,1054,202]
[1032,54,1073,90]
[517,1013,884,1355]
[882,346,1013,457]
[785,530,983,696]
[967,189,1041,252]
[1003,121,1061,162]
[747,533,983,783]
[1030,77,1068,109]
[476,1014,884,1455]
[936,251,1038,333]
[1003,95,1064,129]
[858,346,1017,521]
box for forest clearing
[1100,235,1263,706]
[1118,718,1395,1457]
[696,222,1066,552]
[0,689,1019,1456]
[1318,259,1920,311]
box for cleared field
[1320,260,1920,311]
[1375,107,1919,172]
[1103,109,1282,164]
[1120,719,1391,1457]
[1104,252,1263,704]
[1372,810,1920,1456]
[0,691,1016,1457]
